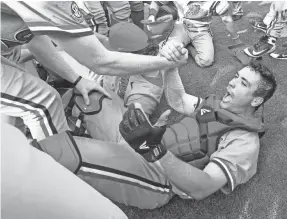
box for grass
[117,2,287,219]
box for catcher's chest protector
[162,95,265,169]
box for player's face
[220,67,262,113]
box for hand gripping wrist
[142,143,167,162]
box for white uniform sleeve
[209,130,260,194]
[4,1,93,37]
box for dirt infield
[119,2,287,219]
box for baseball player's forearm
[103,51,184,76]
[164,67,202,116]
[27,36,80,83]
[158,152,215,199]
[50,34,185,76]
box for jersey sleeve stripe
[28,25,93,37]
[24,21,89,30]
[210,158,235,192]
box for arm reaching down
[163,67,202,116]
[27,35,111,105]
[49,34,188,77]
[27,35,80,84]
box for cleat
[244,36,276,57]
[250,20,267,32]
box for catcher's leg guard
[63,87,126,143]
[84,89,126,142]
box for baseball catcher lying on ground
[30,58,276,209]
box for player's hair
[248,61,277,110]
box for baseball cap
[109,22,148,52]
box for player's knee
[195,54,214,67]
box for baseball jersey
[1,1,94,62]
[210,129,260,194]
[173,129,260,198]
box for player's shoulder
[219,129,260,150]
[223,129,259,142]
[4,1,92,37]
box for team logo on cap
[71,2,84,23]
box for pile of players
[1,1,283,219]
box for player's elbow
[186,179,218,200]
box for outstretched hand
[75,77,111,105]
[159,40,188,65]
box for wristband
[73,76,82,88]
[142,143,167,162]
